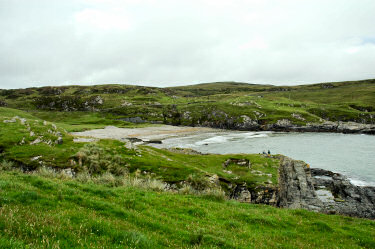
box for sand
[71,125,219,142]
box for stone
[278,156,375,219]
[31,156,42,161]
[55,137,63,145]
[276,119,292,127]
[30,137,42,145]
[121,101,133,106]
[61,168,74,178]
[19,118,27,125]
[3,119,16,123]
[30,131,35,137]
[19,137,25,145]
[291,113,305,121]
[223,158,251,169]
[208,174,219,185]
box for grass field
[0,170,374,248]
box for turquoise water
[154,131,375,186]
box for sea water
[153,131,375,186]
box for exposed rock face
[311,168,375,219]
[278,156,323,211]
[231,185,278,205]
[266,121,375,134]
[278,156,375,219]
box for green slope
[0,170,374,248]
[0,79,374,129]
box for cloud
[75,8,131,31]
[0,0,375,89]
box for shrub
[75,144,128,176]
[185,174,211,191]
[0,160,14,171]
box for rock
[223,158,251,169]
[52,124,57,130]
[237,115,260,130]
[19,137,25,145]
[0,100,8,106]
[55,137,63,145]
[30,131,35,137]
[121,101,133,106]
[31,156,42,161]
[30,137,42,145]
[278,156,375,219]
[94,96,103,105]
[276,119,292,127]
[208,174,219,185]
[43,121,48,126]
[146,140,162,144]
[278,156,322,210]
[310,168,375,219]
[231,185,252,203]
[3,119,16,123]
[61,168,74,178]
[19,118,27,125]
[291,113,305,121]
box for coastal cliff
[230,156,375,219]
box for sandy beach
[71,125,220,142]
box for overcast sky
[1,0,375,89]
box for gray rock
[223,158,251,169]
[278,156,322,210]
[55,137,63,145]
[3,119,16,123]
[30,137,42,145]
[277,156,375,219]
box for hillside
[0,170,374,248]
[0,79,374,133]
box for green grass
[0,170,374,248]
[1,79,375,127]
[0,107,278,189]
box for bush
[0,160,14,171]
[185,174,211,191]
[75,144,128,176]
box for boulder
[55,137,63,145]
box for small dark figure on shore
[268,150,271,155]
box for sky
[1,0,375,89]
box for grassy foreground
[1,170,375,249]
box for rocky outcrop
[310,168,375,219]
[278,156,323,211]
[266,121,375,135]
[278,156,375,219]
[231,184,278,205]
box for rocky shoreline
[198,119,375,135]
[232,156,375,219]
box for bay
[153,131,375,186]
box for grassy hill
[1,80,375,248]
[0,170,374,248]
[0,79,374,131]
[0,107,278,191]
